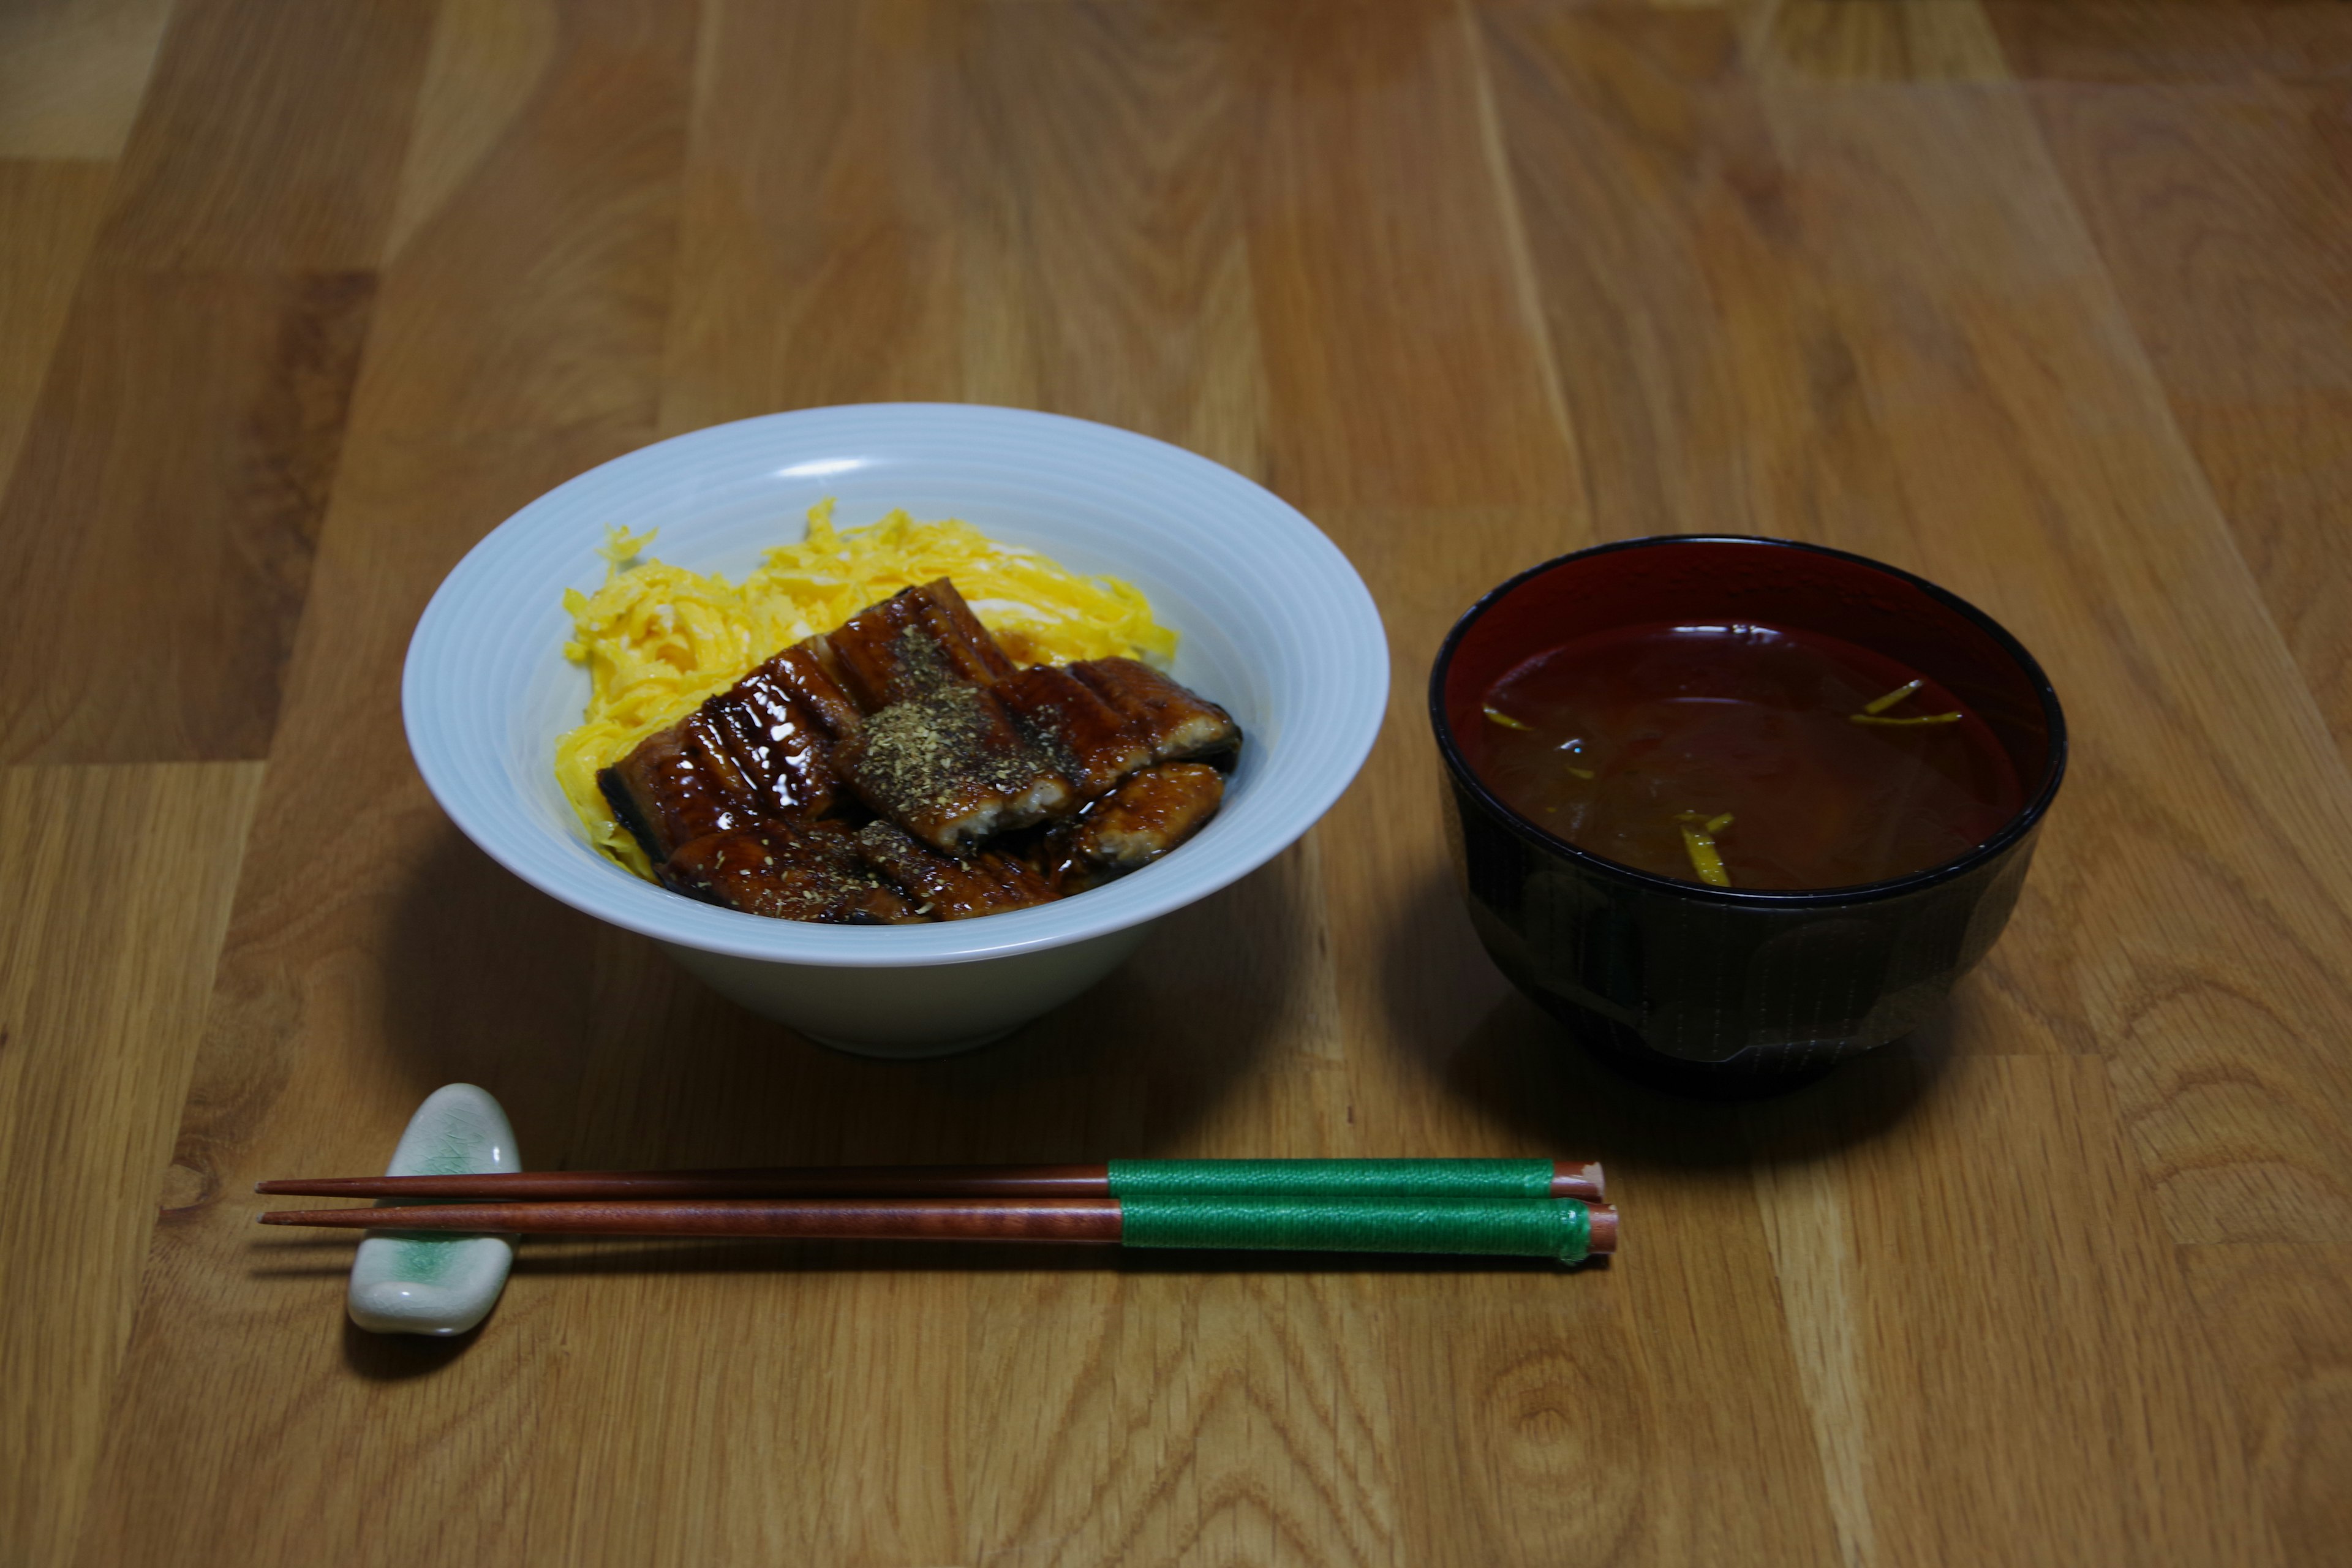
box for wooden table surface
[7,2,2351,1564]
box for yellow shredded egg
[554,499,1179,877]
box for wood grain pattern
[664,0,1267,470]
[0,0,435,764]
[1746,0,2007,84]
[0,0,176,160]
[1985,1,2352,86]
[7,0,2352,1562]
[2180,1242,2352,1565]
[0,763,263,1568]
[1749,1051,2272,1565]
[95,0,434,271]
[0,160,114,489]
[0,268,374,762]
[1478,5,1905,541]
[1249,0,1585,507]
[947,1,1268,473]
[661,0,976,428]
[2015,69,2352,764]
[356,0,690,439]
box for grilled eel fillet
[992,664,1152,799]
[1039,763,1227,894]
[831,652,1245,854]
[600,646,862,863]
[600,578,1238,919]
[827,643,1243,853]
[807,578,1016,710]
[658,816,1065,924]
[834,682,1074,854]
[1062,657,1239,765]
[659,820,921,924]
[850,821,1061,921]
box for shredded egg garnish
[554,499,1178,877]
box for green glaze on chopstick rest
[1120,1196,1595,1263]
[347,1084,519,1336]
[1105,1158,1557,1199]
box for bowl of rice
[404,404,1389,1056]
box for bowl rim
[403,402,1390,967]
[1427,532,2068,907]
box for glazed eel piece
[1062,657,1240,766]
[659,817,1062,924]
[851,821,1061,920]
[659,819,921,924]
[832,683,1074,854]
[1037,763,1227,894]
[991,663,1152,800]
[600,644,864,865]
[833,651,1242,855]
[809,579,1017,711]
[966,653,1242,820]
[600,578,1237,919]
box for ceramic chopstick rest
[347,1084,521,1335]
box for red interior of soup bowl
[1435,536,2064,876]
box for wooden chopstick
[266,1198,1127,1240]
[257,1196,1620,1258]
[255,1158,1606,1203]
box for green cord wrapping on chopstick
[1104,1158,1556,1200]
[1119,1197,1594,1263]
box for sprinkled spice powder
[844,685,1066,849]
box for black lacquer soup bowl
[1430,535,2066,1096]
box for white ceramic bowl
[404,404,1388,1057]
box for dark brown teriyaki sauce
[1469,622,2024,890]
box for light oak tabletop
[5,2,2348,1564]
